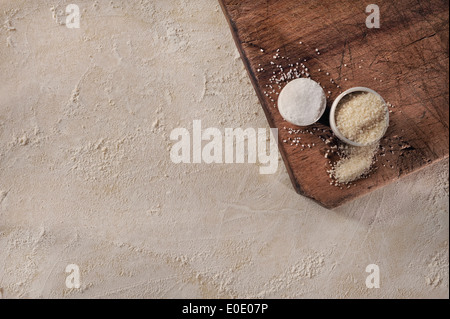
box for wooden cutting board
[219,0,449,208]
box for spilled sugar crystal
[329,143,379,184]
[328,92,389,184]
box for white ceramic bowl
[278,78,327,127]
[329,87,389,147]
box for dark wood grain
[219,0,449,208]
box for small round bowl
[329,87,390,147]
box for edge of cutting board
[218,0,449,209]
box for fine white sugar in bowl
[277,78,327,127]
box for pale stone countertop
[0,0,448,299]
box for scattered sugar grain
[329,143,379,184]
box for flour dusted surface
[0,0,447,299]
